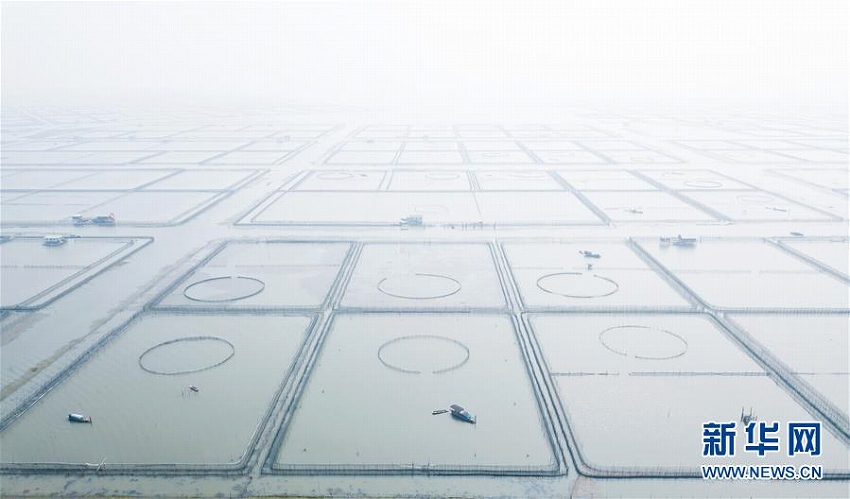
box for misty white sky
[1,0,847,108]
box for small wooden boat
[188,385,199,393]
[579,250,601,258]
[450,404,476,424]
[68,413,92,423]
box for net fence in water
[138,336,235,375]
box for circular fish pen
[536,272,619,299]
[377,273,461,299]
[183,276,265,302]
[138,336,236,375]
[377,335,470,374]
[599,325,688,360]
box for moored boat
[660,234,698,247]
[43,235,67,246]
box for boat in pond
[660,234,698,247]
[579,250,601,258]
[68,413,92,423]
[450,404,476,424]
[43,235,67,246]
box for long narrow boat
[68,413,92,423]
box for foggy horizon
[2,1,847,110]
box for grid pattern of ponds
[1,109,847,497]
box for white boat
[660,234,698,247]
[43,235,67,246]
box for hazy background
[2,0,847,111]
